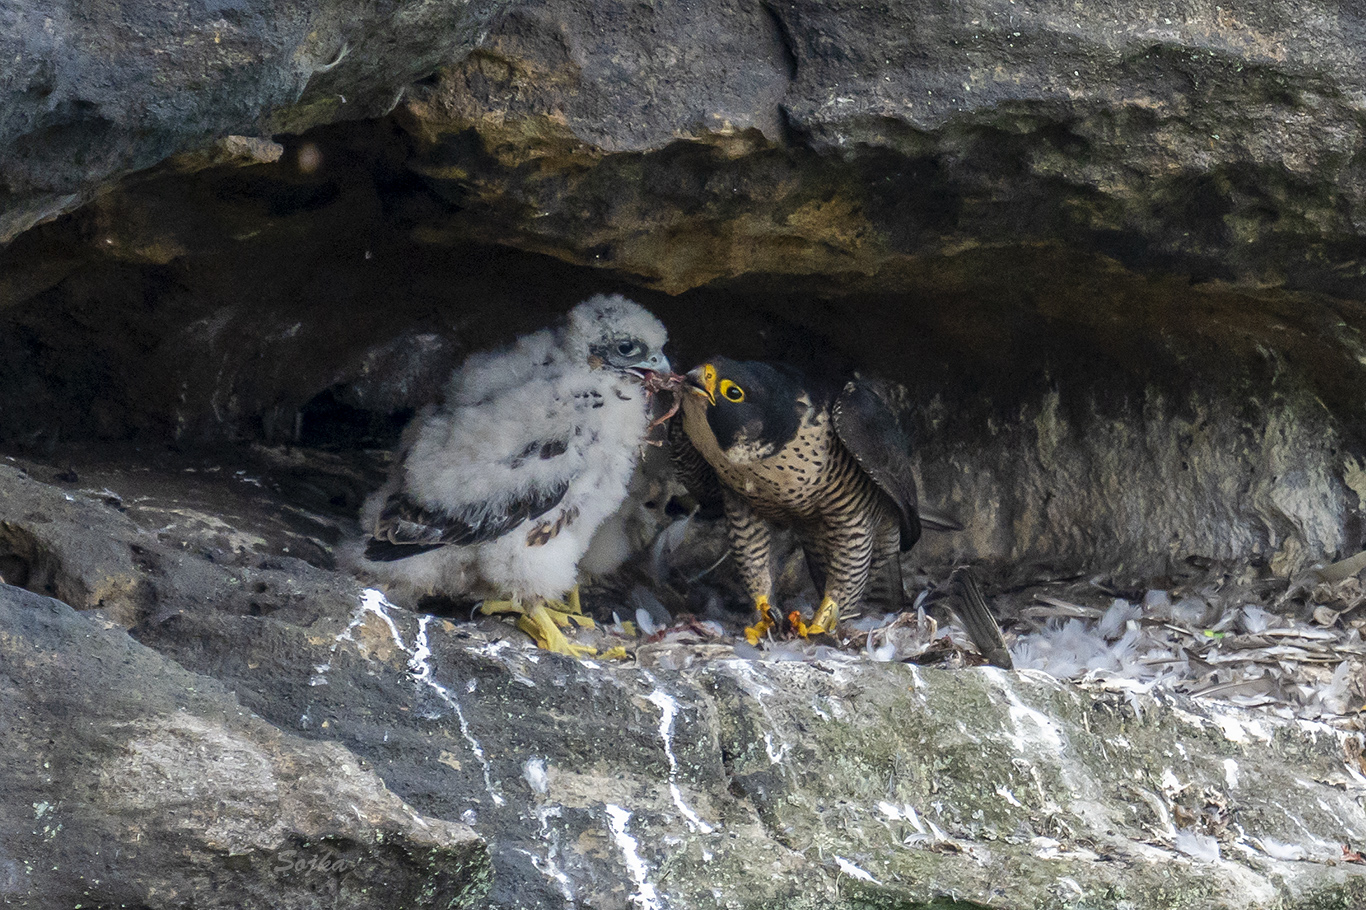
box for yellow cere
[694,363,719,404]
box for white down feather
[359,295,668,604]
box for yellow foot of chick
[479,598,597,658]
[544,585,594,628]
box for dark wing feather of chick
[666,414,726,520]
[830,376,923,551]
[365,479,570,561]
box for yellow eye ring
[720,379,745,402]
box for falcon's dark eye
[721,379,745,402]
[617,341,639,357]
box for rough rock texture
[0,0,508,243]
[7,1,1366,296]
[390,0,1366,298]
[0,582,490,909]
[3,458,1366,909]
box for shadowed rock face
[2,210,1363,580]
[2,0,1366,581]
[0,0,509,244]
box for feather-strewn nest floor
[571,481,1366,730]
[6,442,1362,730]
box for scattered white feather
[649,515,692,584]
[1097,598,1139,640]
[1173,829,1220,862]
[846,613,897,633]
[1171,596,1208,626]
[1143,589,1171,612]
[636,607,660,638]
[1010,618,1146,680]
[869,639,897,662]
[1257,837,1307,861]
[697,620,726,637]
[834,856,880,884]
[1320,660,1355,715]
[1240,605,1275,633]
[523,757,550,796]
[630,586,672,633]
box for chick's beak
[685,364,717,405]
[626,352,670,380]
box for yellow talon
[481,597,597,658]
[545,584,586,616]
[801,596,841,637]
[478,598,522,616]
[743,595,779,645]
[516,602,598,658]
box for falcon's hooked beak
[685,363,717,406]
[625,353,670,381]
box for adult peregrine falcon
[673,356,1007,664]
[360,294,671,657]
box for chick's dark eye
[617,341,638,356]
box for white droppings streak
[644,688,715,834]
[835,855,880,884]
[311,588,405,685]
[1315,797,1366,840]
[312,590,504,806]
[1161,768,1182,793]
[409,614,505,807]
[764,732,790,764]
[1268,799,1344,852]
[605,805,661,910]
[1211,711,1273,745]
[520,759,574,905]
[1223,758,1239,789]
[524,817,576,905]
[992,677,1064,754]
[726,661,794,768]
[1213,715,1251,744]
[996,786,1025,808]
[1056,876,1084,896]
